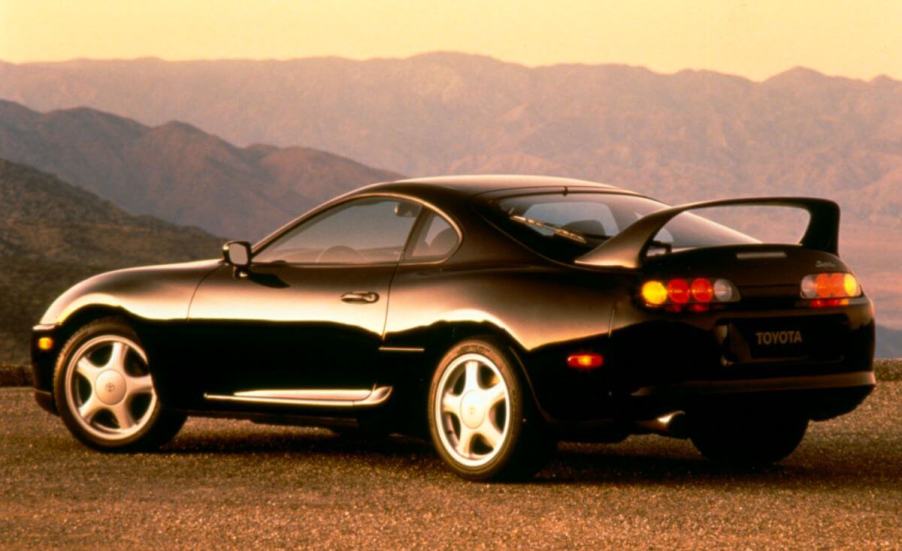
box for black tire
[689,409,808,466]
[427,338,555,481]
[53,317,186,451]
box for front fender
[39,259,220,326]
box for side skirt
[203,385,393,408]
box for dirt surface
[1,384,900,549]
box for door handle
[341,291,380,304]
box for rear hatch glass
[480,192,769,264]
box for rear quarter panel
[384,263,632,421]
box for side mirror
[222,241,252,269]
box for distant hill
[0,158,222,363]
[0,54,898,226]
[0,100,400,239]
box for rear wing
[575,197,840,269]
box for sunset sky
[1,0,900,81]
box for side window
[408,211,459,261]
[254,198,421,265]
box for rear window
[481,192,758,263]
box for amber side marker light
[37,337,54,351]
[567,353,604,370]
[800,272,860,308]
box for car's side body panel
[152,262,398,407]
[381,263,626,422]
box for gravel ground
[0,383,900,549]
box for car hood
[39,259,221,326]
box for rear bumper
[631,370,875,397]
[527,297,876,424]
[624,370,875,421]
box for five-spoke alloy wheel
[435,352,511,468]
[53,318,185,451]
[428,338,554,480]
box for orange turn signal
[567,353,604,370]
[37,337,54,351]
[640,280,668,306]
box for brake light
[666,278,690,304]
[690,278,714,303]
[640,277,739,310]
[800,272,860,300]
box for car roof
[366,174,627,196]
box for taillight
[640,277,739,311]
[640,281,668,306]
[800,272,860,307]
[690,278,714,303]
[666,278,690,304]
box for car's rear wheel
[53,318,186,451]
[428,338,554,480]
[689,409,808,466]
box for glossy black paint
[31,175,875,436]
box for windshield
[481,192,758,263]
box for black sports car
[31,175,875,480]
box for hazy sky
[1,0,900,80]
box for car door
[185,196,422,399]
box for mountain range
[0,53,899,226]
[0,158,222,362]
[0,100,399,239]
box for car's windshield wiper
[509,215,587,244]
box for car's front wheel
[53,318,186,451]
[689,409,808,466]
[428,338,554,480]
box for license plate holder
[726,320,812,361]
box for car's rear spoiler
[575,197,840,269]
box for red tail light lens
[810,298,849,308]
[666,278,690,304]
[690,278,714,303]
[640,277,739,310]
[814,273,832,297]
[801,272,861,300]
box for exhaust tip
[635,411,689,438]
